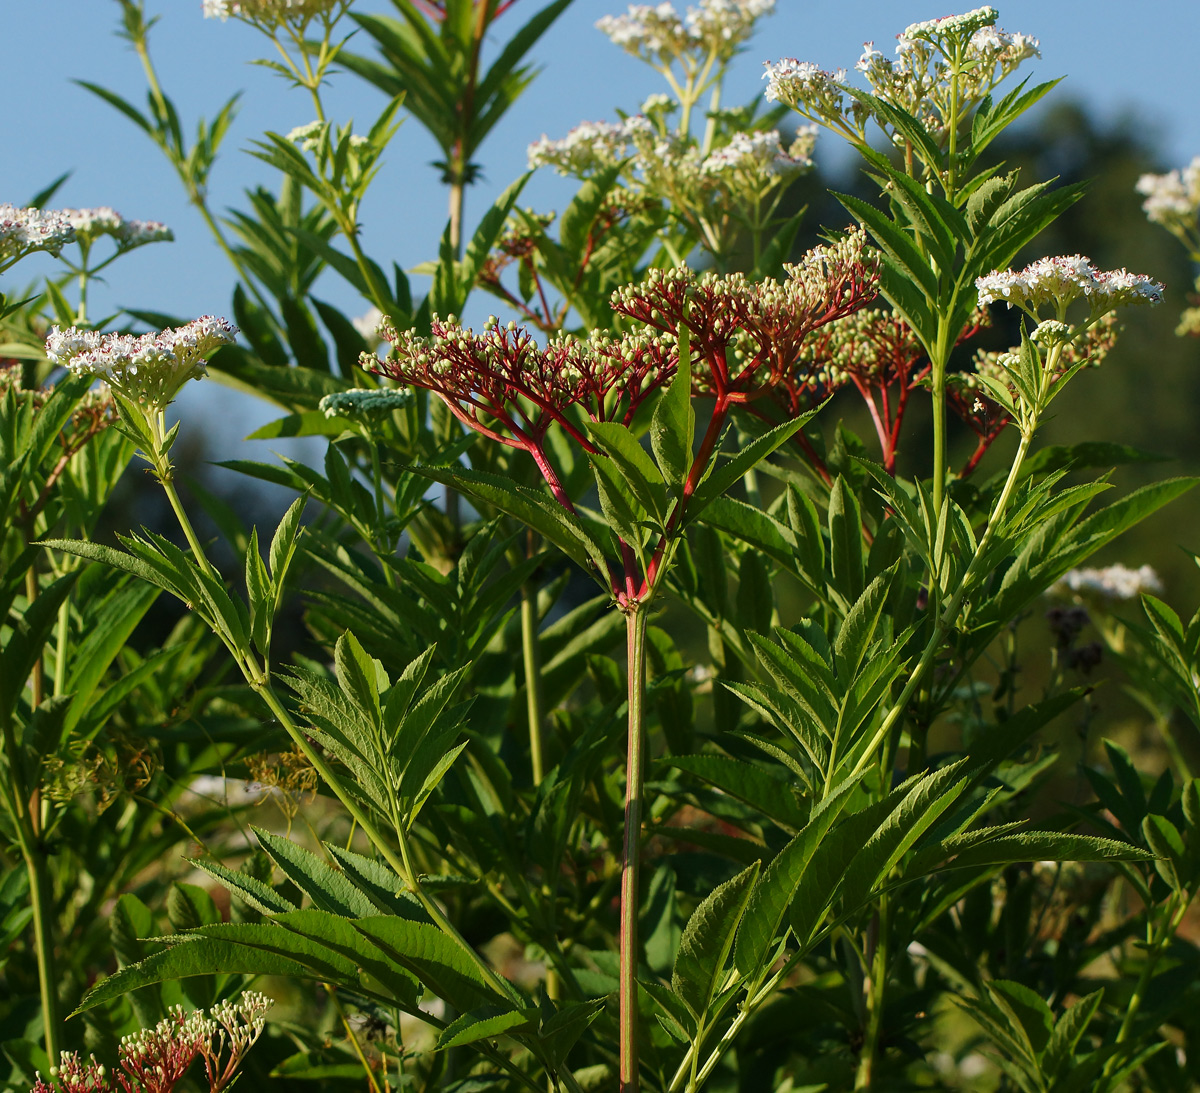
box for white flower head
[46,316,238,411]
[62,207,173,251]
[901,7,998,44]
[762,58,849,120]
[686,0,775,55]
[701,128,813,180]
[0,204,76,269]
[976,255,1163,315]
[1136,157,1200,225]
[527,120,631,176]
[1050,564,1163,602]
[597,3,690,62]
[204,0,345,29]
[319,387,412,419]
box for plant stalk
[619,606,650,1093]
[23,842,60,1065]
[854,898,889,1090]
[521,582,546,787]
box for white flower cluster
[62,207,173,250]
[701,128,815,179]
[597,0,774,65]
[1136,158,1200,226]
[203,0,343,28]
[768,10,1037,149]
[46,316,238,410]
[976,256,1163,314]
[527,120,632,175]
[900,7,998,42]
[1051,564,1163,602]
[762,59,850,113]
[0,204,76,269]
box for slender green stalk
[522,582,546,786]
[854,898,890,1090]
[53,598,70,697]
[619,607,650,1093]
[24,845,60,1065]
[1105,891,1193,1075]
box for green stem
[930,317,951,516]
[53,596,69,697]
[619,607,650,1093]
[521,581,546,787]
[1106,892,1192,1074]
[24,845,60,1066]
[854,898,889,1090]
[850,419,1037,782]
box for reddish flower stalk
[611,228,879,405]
[369,316,677,592]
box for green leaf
[689,412,816,516]
[672,862,759,1019]
[415,464,612,581]
[436,1006,534,1050]
[352,915,514,1011]
[253,828,379,919]
[651,350,694,493]
[188,858,298,916]
[663,754,805,831]
[733,774,862,976]
[75,928,358,1014]
[586,420,668,522]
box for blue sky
[3,1,1199,441]
[4,2,1199,320]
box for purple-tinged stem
[619,605,649,1093]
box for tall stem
[24,846,60,1066]
[619,607,649,1093]
[521,581,546,786]
[855,898,889,1090]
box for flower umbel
[45,317,238,411]
[61,208,173,252]
[0,204,76,272]
[611,228,879,399]
[1050,564,1163,602]
[202,0,346,29]
[31,995,271,1093]
[975,256,1163,317]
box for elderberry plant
[6,3,1200,1093]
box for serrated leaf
[672,862,758,1018]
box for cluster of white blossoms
[701,127,815,179]
[1136,158,1200,226]
[597,0,774,65]
[62,207,173,250]
[975,256,1164,315]
[527,120,632,175]
[762,59,851,117]
[529,113,811,205]
[899,6,1000,42]
[1051,564,1163,602]
[765,7,1037,149]
[202,0,343,27]
[0,204,76,269]
[45,316,238,410]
